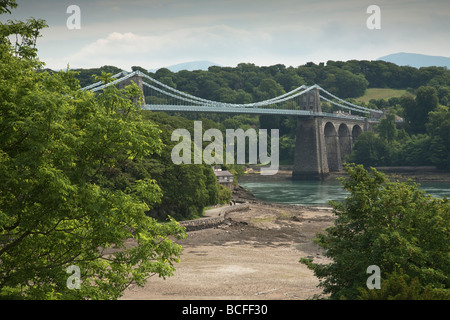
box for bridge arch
[352,125,363,141]
[338,123,352,163]
[324,122,341,171]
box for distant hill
[149,60,221,73]
[377,53,450,69]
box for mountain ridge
[146,54,450,73]
[149,60,221,73]
[377,52,450,69]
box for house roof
[214,170,233,177]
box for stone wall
[179,204,250,232]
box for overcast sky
[3,0,450,71]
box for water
[239,180,450,206]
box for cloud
[44,25,277,70]
[31,0,450,70]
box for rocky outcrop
[179,204,249,232]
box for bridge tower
[292,88,330,180]
[118,72,145,105]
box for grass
[356,88,410,104]
[251,216,277,224]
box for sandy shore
[119,166,450,300]
[120,198,335,300]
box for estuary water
[239,180,450,206]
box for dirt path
[120,202,335,300]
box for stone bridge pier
[118,71,145,105]
[292,88,370,180]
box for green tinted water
[239,180,450,206]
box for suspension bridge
[82,70,383,119]
[82,70,384,180]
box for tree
[74,65,123,88]
[274,70,305,92]
[348,132,391,166]
[397,134,431,166]
[218,184,232,204]
[404,86,438,134]
[253,78,285,101]
[322,67,368,98]
[139,112,222,221]
[0,0,16,14]
[377,112,398,143]
[426,105,450,169]
[300,164,450,300]
[358,269,450,300]
[279,136,295,163]
[0,2,185,299]
[217,87,238,103]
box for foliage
[404,86,439,134]
[71,65,123,87]
[377,112,398,143]
[321,66,368,98]
[218,184,232,204]
[348,132,392,166]
[426,105,450,169]
[0,0,47,60]
[83,108,224,221]
[349,85,449,169]
[300,164,450,300]
[396,134,432,166]
[0,2,185,299]
[357,269,450,300]
[140,112,221,220]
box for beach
[120,187,335,300]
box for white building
[213,168,234,189]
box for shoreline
[239,165,450,183]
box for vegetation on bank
[349,88,450,169]
[301,164,450,300]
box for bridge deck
[143,105,369,121]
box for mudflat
[120,201,335,300]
